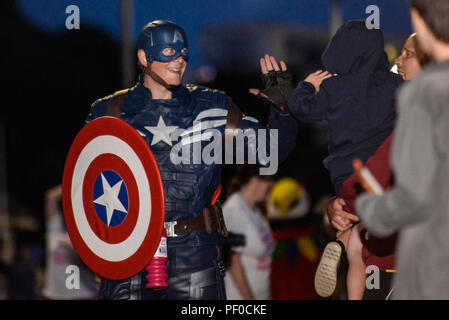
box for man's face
[149,48,187,86]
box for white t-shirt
[42,213,97,299]
[223,192,274,300]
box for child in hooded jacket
[287,20,403,299]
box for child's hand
[304,70,333,92]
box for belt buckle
[164,221,178,237]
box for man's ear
[137,49,148,68]
[411,9,425,32]
[411,8,435,55]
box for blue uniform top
[87,74,298,247]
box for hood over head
[322,20,388,78]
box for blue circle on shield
[93,170,129,227]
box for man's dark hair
[409,0,449,43]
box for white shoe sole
[314,241,343,298]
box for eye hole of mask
[162,47,176,57]
[181,48,188,56]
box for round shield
[62,117,165,280]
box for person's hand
[304,70,333,92]
[249,54,293,114]
[328,197,359,232]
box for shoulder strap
[226,98,243,130]
[106,89,129,118]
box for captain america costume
[85,20,299,300]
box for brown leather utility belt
[164,202,228,238]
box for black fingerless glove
[255,70,294,114]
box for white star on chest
[93,174,127,226]
[144,116,179,146]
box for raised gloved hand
[249,54,293,114]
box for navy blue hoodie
[288,20,403,192]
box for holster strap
[106,89,129,118]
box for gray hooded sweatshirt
[356,59,449,300]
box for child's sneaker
[314,240,345,298]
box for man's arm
[267,107,299,164]
[242,55,299,168]
[225,99,298,174]
[85,98,109,123]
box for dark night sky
[16,0,412,70]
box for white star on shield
[93,173,127,226]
